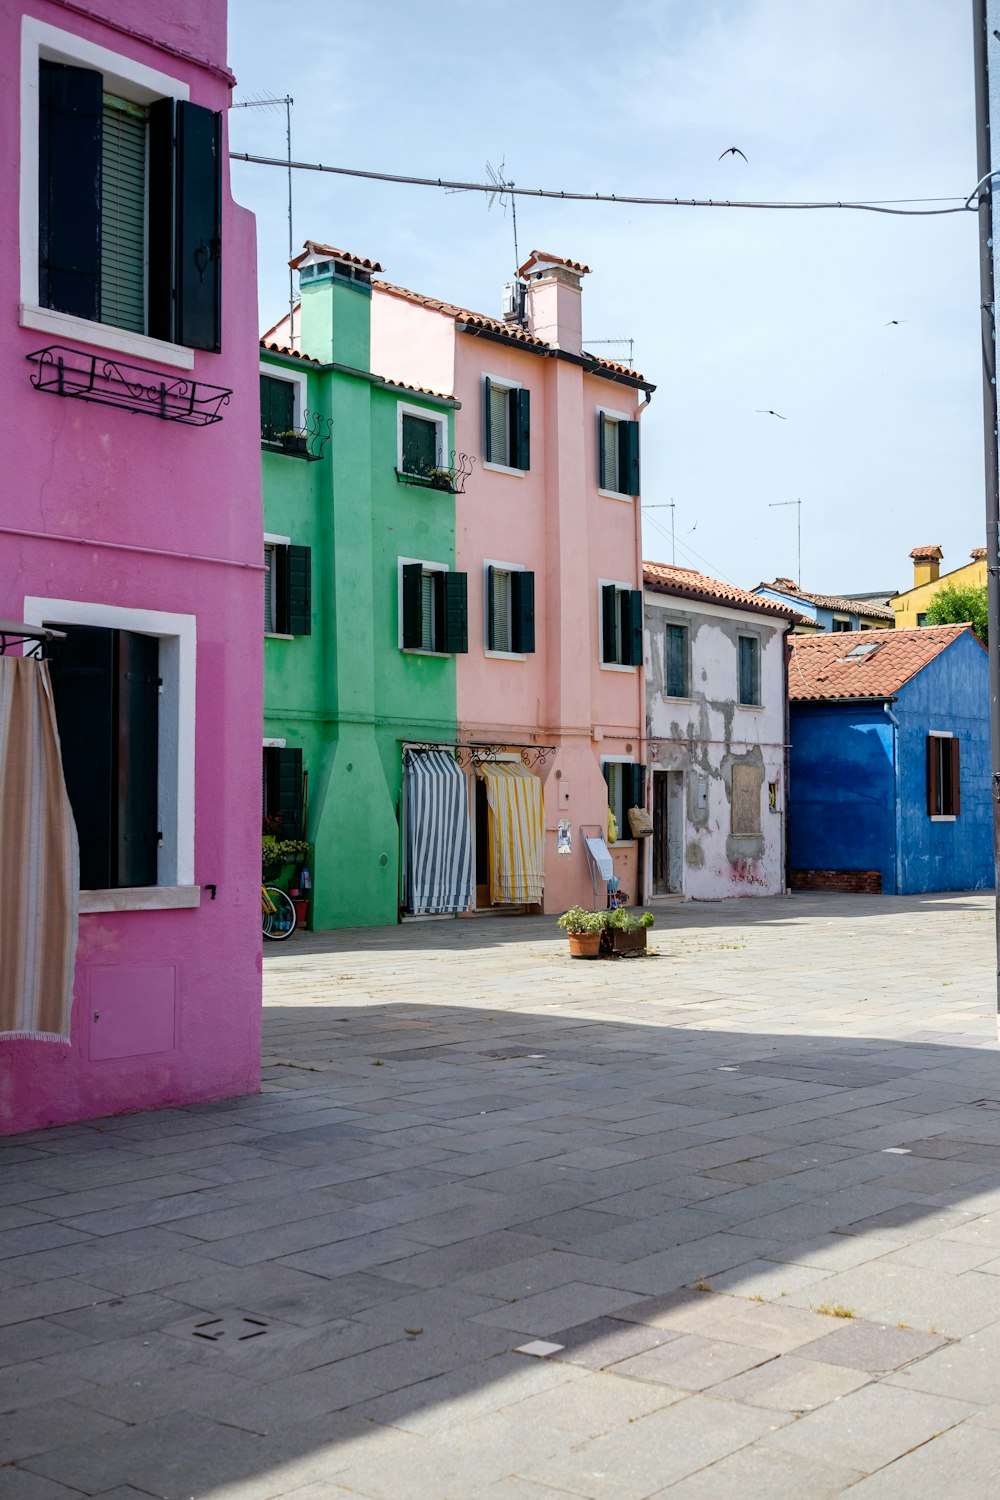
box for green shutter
[39,62,103,322]
[101,95,147,335]
[482,377,493,463]
[487,565,496,650]
[621,420,640,496]
[602,584,620,663]
[287,545,311,636]
[511,569,535,654]
[402,413,438,476]
[117,630,159,887]
[260,376,294,443]
[439,572,468,654]
[666,624,687,696]
[625,590,644,666]
[598,411,607,489]
[274,748,303,839]
[48,623,116,889]
[175,100,222,351]
[513,387,531,470]
[625,763,646,815]
[402,563,423,648]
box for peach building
[370,252,655,913]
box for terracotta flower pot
[568,931,601,959]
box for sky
[228,0,983,597]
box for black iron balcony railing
[27,346,231,426]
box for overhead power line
[228,153,969,217]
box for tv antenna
[769,498,802,586]
[233,94,295,343]
[447,157,520,274]
[583,337,635,369]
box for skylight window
[844,641,882,660]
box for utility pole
[769,498,802,586]
[972,0,1000,1030]
[233,95,295,342]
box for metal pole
[972,0,1000,1028]
[796,497,801,587]
[286,96,295,347]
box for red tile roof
[910,544,943,560]
[517,250,592,277]
[788,624,979,702]
[971,546,987,560]
[757,578,895,622]
[644,562,799,620]
[383,377,457,402]
[289,241,384,272]
[259,340,320,363]
[372,281,650,385]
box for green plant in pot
[276,429,308,454]
[262,835,311,882]
[557,906,606,959]
[602,907,654,956]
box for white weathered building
[644,563,796,900]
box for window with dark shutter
[47,623,160,890]
[665,624,688,696]
[602,584,620,663]
[927,735,961,816]
[260,376,295,444]
[264,542,311,636]
[401,563,425,649]
[603,762,641,842]
[738,636,759,705]
[488,566,511,651]
[598,412,640,494]
[402,413,439,477]
[483,380,529,469]
[39,61,103,323]
[511,570,535,654]
[438,572,468,655]
[286,546,312,636]
[101,94,147,334]
[263,746,303,839]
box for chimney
[909,545,943,589]
[289,240,385,369]
[518,250,591,355]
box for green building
[260,244,466,929]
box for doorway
[653,770,684,895]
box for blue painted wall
[789,632,992,893]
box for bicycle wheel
[262,886,297,940]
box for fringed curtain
[477,761,544,906]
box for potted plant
[262,835,311,884]
[602,908,654,958]
[276,429,308,455]
[557,906,606,959]
[428,467,454,492]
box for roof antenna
[485,159,520,275]
[233,93,295,344]
[769,498,802,586]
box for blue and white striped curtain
[404,750,473,914]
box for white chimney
[518,250,590,356]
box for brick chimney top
[909,544,943,561]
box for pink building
[371,252,654,913]
[0,0,262,1132]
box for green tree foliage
[924,584,989,645]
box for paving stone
[762,1232,900,1270]
[709,1352,872,1410]
[782,1262,1000,1337]
[0,1467,91,1499]
[547,1315,677,1369]
[0,1320,93,1370]
[48,1293,196,1344]
[67,1362,258,1423]
[0,1279,114,1328]
[471,1282,638,1336]
[0,1397,125,1463]
[842,1420,1000,1498]
[886,1341,1000,1404]
[354,1352,583,1434]
[649,1442,864,1498]
[764,1382,979,1471]
[798,1320,946,1371]
[612,1333,773,1391]
[700,1258,834,1299]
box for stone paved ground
[3,892,1000,1498]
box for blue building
[756,577,895,633]
[788,625,992,894]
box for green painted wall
[262,268,459,929]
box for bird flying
[756,409,787,420]
[884,319,907,326]
[719,146,748,161]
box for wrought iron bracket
[261,407,332,461]
[403,740,556,770]
[0,620,66,660]
[395,450,476,496]
[27,346,231,426]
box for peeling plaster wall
[644,594,787,899]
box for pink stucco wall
[0,0,262,1133]
[370,281,647,914]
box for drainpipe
[635,389,653,906]
[884,701,902,895]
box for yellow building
[890,545,987,629]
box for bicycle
[262,884,297,940]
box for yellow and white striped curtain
[477,761,544,905]
[0,657,79,1042]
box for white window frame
[600,754,637,848]
[259,363,307,434]
[736,630,763,709]
[597,406,634,501]
[264,532,293,640]
[928,729,958,822]
[483,372,527,476]
[483,558,528,661]
[598,578,638,674]
[23,595,197,912]
[397,556,451,657]
[396,402,447,477]
[20,17,194,370]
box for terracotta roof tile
[289,241,385,272]
[383,377,457,401]
[644,562,799,620]
[372,281,650,384]
[757,578,894,621]
[910,544,943,560]
[259,340,320,363]
[517,249,592,277]
[788,624,978,702]
[971,546,987,560]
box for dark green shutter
[402,563,424,648]
[39,62,103,322]
[625,589,644,666]
[117,631,159,887]
[175,101,222,351]
[402,413,437,475]
[486,565,497,650]
[511,570,535,654]
[275,748,303,839]
[48,623,116,889]
[621,420,640,496]
[482,377,493,462]
[598,411,607,491]
[602,584,620,663]
[438,572,468,654]
[513,387,531,470]
[260,376,294,443]
[287,546,312,636]
[625,763,646,815]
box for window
[263,747,303,839]
[731,763,762,837]
[737,635,760,705]
[260,376,296,445]
[401,563,468,654]
[664,622,689,697]
[486,564,535,655]
[601,583,643,667]
[832,618,851,632]
[603,760,645,843]
[598,411,640,496]
[264,539,312,636]
[33,39,221,351]
[916,612,928,627]
[482,377,530,470]
[927,733,960,818]
[397,403,447,480]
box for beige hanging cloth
[476,761,544,905]
[0,656,79,1041]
